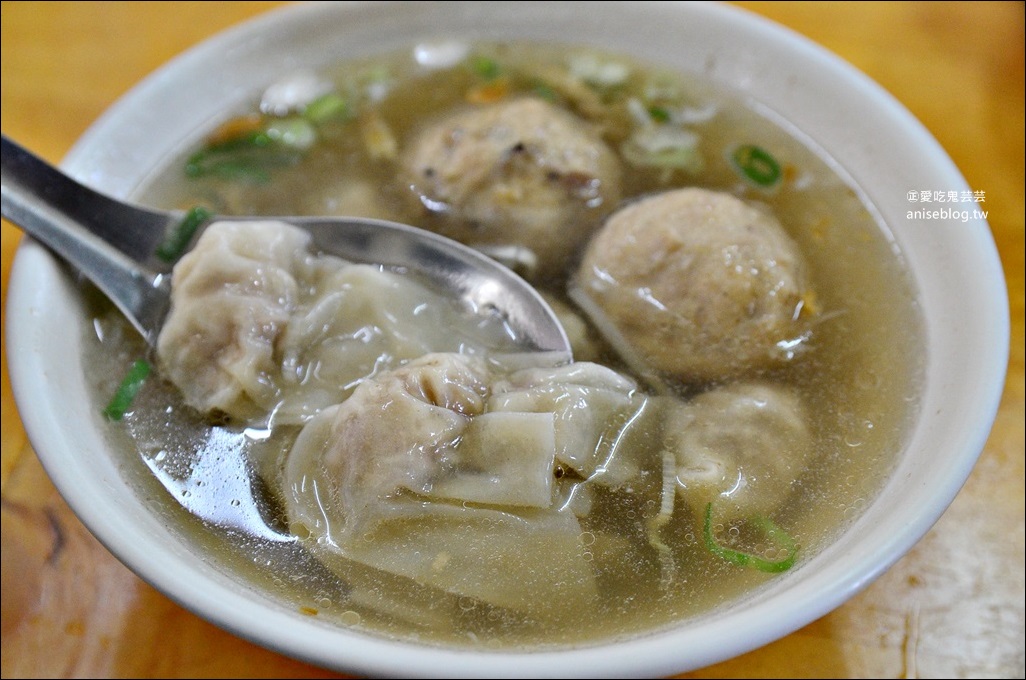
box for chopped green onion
[194,159,273,183]
[184,129,302,184]
[531,80,559,103]
[156,206,211,263]
[303,92,352,124]
[621,125,704,173]
[103,359,151,421]
[731,144,781,188]
[265,117,317,150]
[568,53,630,88]
[470,55,501,80]
[205,130,274,154]
[184,131,270,180]
[703,502,797,573]
[361,64,392,85]
[647,105,671,123]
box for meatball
[399,97,622,280]
[574,188,815,381]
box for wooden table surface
[2,2,1022,678]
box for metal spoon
[2,133,571,542]
[0,134,570,353]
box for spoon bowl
[0,134,570,353]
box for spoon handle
[0,134,171,343]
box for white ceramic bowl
[5,2,1009,677]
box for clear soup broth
[85,42,923,650]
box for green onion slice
[647,105,671,122]
[303,92,352,124]
[190,159,273,183]
[103,359,151,421]
[731,144,782,188]
[470,55,501,80]
[530,80,558,103]
[156,206,211,263]
[703,502,797,573]
[184,130,300,184]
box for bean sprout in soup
[85,42,924,649]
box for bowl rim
[5,1,1009,677]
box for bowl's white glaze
[5,2,1008,677]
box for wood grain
[2,2,1022,677]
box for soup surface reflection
[85,41,924,649]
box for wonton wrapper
[283,352,650,619]
[157,220,517,424]
[665,382,813,525]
